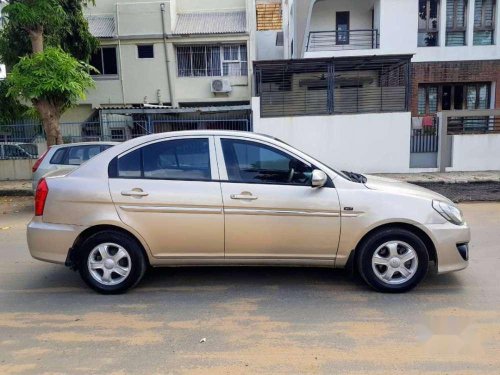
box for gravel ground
[414,181,500,203]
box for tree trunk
[28,27,44,54]
[28,26,63,146]
[34,100,63,146]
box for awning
[86,16,116,38]
[174,11,246,35]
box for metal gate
[410,116,439,168]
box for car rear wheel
[357,228,429,293]
[78,231,146,294]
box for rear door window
[114,138,211,180]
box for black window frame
[90,46,118,76]
[109,138,212,182]
[220,138,327,187]
[336,11,350,45]
[137,44,155,59]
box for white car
[32,142,118,190]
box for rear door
[108,136,224,258]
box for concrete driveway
[0,199,499,374]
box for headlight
[432,200,464,225]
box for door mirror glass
[311,169,327,188]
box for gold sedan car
[28,131,470,294]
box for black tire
[357,228,429,293]
[77,230,147,294]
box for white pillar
[466,0,475,45]
[439,0,447,46]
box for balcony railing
[306,29,379,52]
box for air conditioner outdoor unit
[211,79,232,93]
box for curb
[0,190,33,197]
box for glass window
[66,145,102,165]
[176,45,247,77]
[142,139,211,180]
[137,45,154,59]
[118,148,141,178]
[90,47,118,76]
[221,139,313,185]
[474,0,496,45]
[446,0,467,46]
[418,0,440,46]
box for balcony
[306,29,379,52]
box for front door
[216,136,341,261]
[108,136,224,258]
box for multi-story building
[60,0,257,139]
[250,0,500,172]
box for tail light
[32,147,51,173]
[34,178,49,216]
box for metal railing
[411,116,439,153]
[447,115,500,135]
[306,29,379,52]
[255,55,411,118]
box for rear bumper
[426,222,471,274]
[27,217,86,265]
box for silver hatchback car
[27,131,470,294]
[31,142,118,190]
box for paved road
[0,200,499,374]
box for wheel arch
[67,224,152,269]
[350,222,437,269]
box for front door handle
[230,192,258,200]
[121,189,149,197]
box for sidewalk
[375,171,500,183]
[0,180,33,196]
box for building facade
[250,0,500,172]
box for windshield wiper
[341,171,367,183]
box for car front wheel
[78,231,147,294]
[357,228,429,293]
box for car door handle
[121,189,149,197]
[230,193,258,200]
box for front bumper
[426,221,470,274]
[27,217,86,265]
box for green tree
[0,0,98,145]
[0,80,30,125]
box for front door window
[221,139,313,185]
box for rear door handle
[121,189,149,197]
[230,193,258,200]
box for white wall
[447,134,500,172]
[304,0,417,58]
[252,97,411,173]
[256,31,284,60]
[0,159,36,181]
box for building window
[90,47,118,76]
[474,0,496,45]
[417,83,490,114]
[446,0,468,46]
[176,45,247,77]
[418,0,440,46]
[137,45,154,59]
[111,129,126,141]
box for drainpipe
[160,3,176,107]
[116,3,126,105]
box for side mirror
[311,169,327,188]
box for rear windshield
[50,145,113,166]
